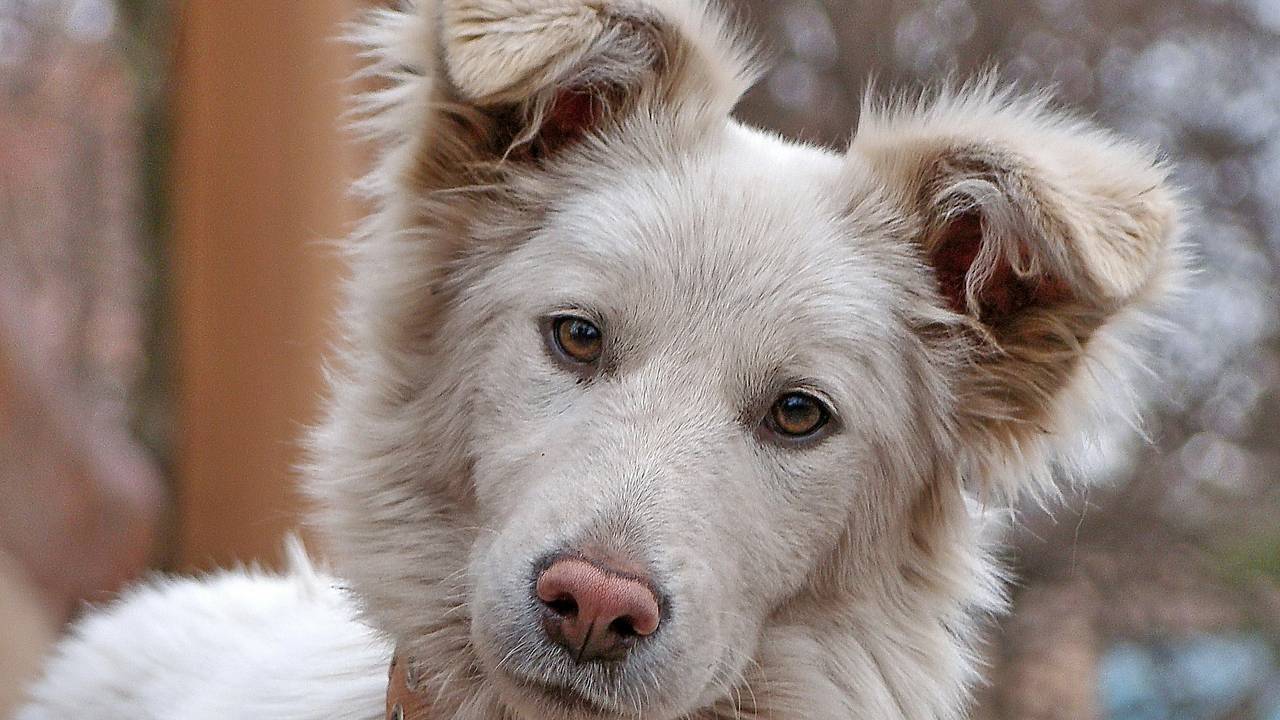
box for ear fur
[420,0,757,161]
[339,0,756,361]
[850,81,1186,499]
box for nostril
[544,593,578,618]
[608,616,638,638]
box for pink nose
[535,557,662,663]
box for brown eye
[768,392,829,438]
[552,316,603,364]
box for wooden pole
[171,1,359,570]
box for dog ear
[342,0,756,353]
[418,0,756,164]
[850,85,1185,498]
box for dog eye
[551,316,603,364]
[767,392,829,439]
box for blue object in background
[1100,634,1280,720]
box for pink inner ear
[930,212,1072,322]
[536,88,603,156]
[931,212,984,315]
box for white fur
[17,544,389,720]
[19,1,1184,718]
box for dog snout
[534,556,662,663]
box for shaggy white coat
[19,1,1185,718]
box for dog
[18,0,1185,718]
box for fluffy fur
[19,1,1184,719]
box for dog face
[460,133,938,717]
[308,2,1182,718]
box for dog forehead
[536,124,875,303]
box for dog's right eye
[550,316,604,365]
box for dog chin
[494,668,637,720]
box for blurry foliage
[114,0,173,466]
[1222,532,1280,586]
[0,0,170,607]
[0,0,171,453]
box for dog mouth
[504,671,627,718]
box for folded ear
[403,0,756,165]
[850,85,1186,498]
[343,0,755,356]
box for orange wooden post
[171,1,361,570]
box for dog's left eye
[550,316,603,365]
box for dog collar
[387,650,431,720]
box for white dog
[19,1,1184,718]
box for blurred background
[0,1,1276,718]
